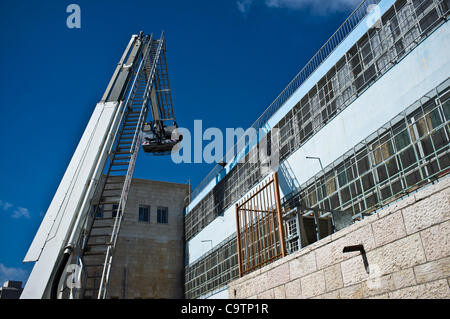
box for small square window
[139,205,150,222]
[112,204,119,218]
[93,205,104,218]
[157,207,168,224]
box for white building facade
[184,0,450,299]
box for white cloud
[237,0,361,15]
[1,200,31,219]
[0,263,29,286]
[0,200,13,211]
[237,0,254,14]
[12,207,31,219]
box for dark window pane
[157,207,169,224]
[340,186,351,204]
[112,204,119,218]
[362,173,375,191]
[395,130,410,150]
[380,185,392,200]
[139,206,150,222]
[377,165,389,182]
[400,147,417,169]
[94,205,104,218]
[442,100,450,120]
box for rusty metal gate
[235,172,286,277]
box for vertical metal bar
[273,172,287,257]
[254,187,261,266]
[235,203,243,277]
[268,177,278,257]
[243,195,250,274]
[248,190,255,270]
[258,185,266,264]
[263,180,272,260]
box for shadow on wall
[277,160,300,198]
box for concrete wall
[228,177,450,299]
[107,178,189,299]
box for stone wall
[107,178,190,299]
[228,177,450,299]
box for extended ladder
[79,33,165,299]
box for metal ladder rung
[104,180,125,184]
[111,162,129,166]
[86,243,110,247]
[110,169,128,173]
[83,264,104,268]
[91,225,115,229]
[95,216,118,220]
[83,251,107,256]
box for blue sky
[0,0,359,286]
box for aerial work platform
[21,31,181,299]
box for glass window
[442,99,450,120]
[139,205,150,222]
[112,204,119,218]
[93,205,104,218]
[157,207,169,224]
[394,129,410,150]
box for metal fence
[235,173,286,277]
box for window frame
[138,205,150,223]
[157,206,169,224]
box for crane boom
[21,32,178,299]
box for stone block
[414,257,450,284]
[257,289,274,299]
[289,252,317,280]
[273,285,286,299]
[367,234,426,275]
[419,220,450,261]
[402,189,450,235]
[339,283,363,299]
[314,242,335,270]
[361,273,395,298]
[377,195,416,219]
[389,279,450,299]
[319,290,340,299]
[392,268,416,289]
[341,254,370,287]
[266,263,290,289]
[324,263,344,292]
[301,271,326,299]
[317,224,376,271]
[285,278,302,299]
[372,211,407,247]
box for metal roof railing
[190,0,382,202]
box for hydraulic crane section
[21,32,179,299]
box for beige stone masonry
[228,177,450,299]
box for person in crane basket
[142,121,183,154]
